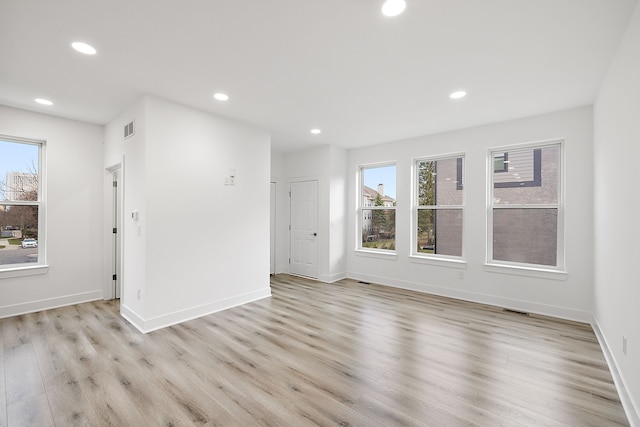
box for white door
[270,182,276,275]
[111,169,122,299]
[290,180,318,278]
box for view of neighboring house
[4,171,37,201]
[362,183,395,235]
[0,172,38,241]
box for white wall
[329,146,347,281]
[277,145,348,283]
[104,96,272,332]
[283,146,330,280]
[594,2,640,424]
[347,106,594,322]
[104,99,147,317]
[271,151,287,274]
[0,106,104,317]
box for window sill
[355,249,397,261]
[484,263,567,281]
[409,255,467,269]
[0,265,49,280]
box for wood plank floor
[0,274,629,426]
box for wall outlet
[458,271,465,279]
[623,335,627,355]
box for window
[414,155,464,258]
[359,164,396,252]
[489,142,562,269]
[494,152,508,173]
[0,136,44,269]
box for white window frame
[486,139,566,279]
[410,153,466,266]
[357,162,397,256]
[0,135,48,279]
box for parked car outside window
[21,238,38,248]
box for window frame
[357,162,397,255]
[486,139,565,276]
[411,153,466,263]
[0,134,47,278]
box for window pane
[493,208,557,266]
[362,209,395,250]
[0,205,39,265]
[361,164,396,251]
[494,153,508,173]
[362,165,396,207]
[417,209,462,256]
[417,158,463,206]
[0,140,39,202]
[493,146,558,205]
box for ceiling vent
[124,120,135,139]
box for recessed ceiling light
[310,129,322,135]
[382,0,406,17]
[213,93,229,101]
[450,90,467,99]
[34,98,53,106]
[71,42,97,55]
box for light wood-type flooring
[0,274,629,426]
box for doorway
[110,168,122,299]
[289,180,318,279]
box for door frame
[270,181,276,275]
[105,162,124,300]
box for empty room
[0,0,639,425]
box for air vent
[503,308,530,316]
[124,120,135,139]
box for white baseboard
[592,320,640,427]
[0,290,103,319]
[120,287,272,334]
[318,272,347,283]
[346,272,592,323]
[119,303,146,333]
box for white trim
[413,150,467,163]
[592,320,640,427]
[346,271,591,323]
[484,263,568,281]
[0,264,49,280]
[0,289,102,319]
[318,272,347,283]
[487,137,566,154]
[119,304,146,333]
[409,256,467,269]
[354,249,397,261]
[120,287,272,334]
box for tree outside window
[415,156,464,257]
[0,137,43,267]
[360,164,396,252]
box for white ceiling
[0,0,637,152]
